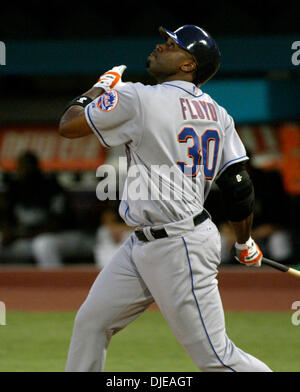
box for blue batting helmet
[159,25,221,85]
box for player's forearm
[229,213,253,244]
[59,86,104,138]
[59,106,87,138]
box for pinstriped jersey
[85,80,248,227]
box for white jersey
[85,80,248,227]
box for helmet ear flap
[195,61,221,85]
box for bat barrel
[287,268,300,278]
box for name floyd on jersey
[180,98,218,122]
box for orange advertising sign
[0,126,107,171]
[279,124,300,195]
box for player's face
[146,38,196,83]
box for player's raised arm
[59,65,127,139]
[59,89,102,139]
[216,162,262,267]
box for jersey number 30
[177,127,220,179]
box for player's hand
[234,237,262,267]
[94,65,127,91]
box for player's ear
[180,59,197,74]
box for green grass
[0,310,299,372]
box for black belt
[135,210,209,242]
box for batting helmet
[158,25,221,85]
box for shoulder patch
[97,90,119,112]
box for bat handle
[262,257,300,278]
[262,257,289,272]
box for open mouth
[146,51,157,69]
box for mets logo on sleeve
[97,90,119,112]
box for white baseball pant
[65,217,271,372]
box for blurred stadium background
[0,2,299,268]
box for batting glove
[234,237,262,267]
[94,65,127,91]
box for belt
[135,210,209,242]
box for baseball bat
[262,257,300,279]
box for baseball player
[59,25,271,372]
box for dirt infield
[0,265,299,312]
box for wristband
[235,237,252,250]
[62,95,93,114]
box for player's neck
[156,74,195,85]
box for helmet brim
[158,26,186,51]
